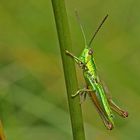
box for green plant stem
[0,120,6,140]
[51,0,86,140]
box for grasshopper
[66,12,128,130]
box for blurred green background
[0,0,140,139]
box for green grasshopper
[66,12,128,130]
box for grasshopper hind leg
[105,92,128,118]
[108,99,128,118]
[88,91,114,130]
[102,82,128,118]
[72,86,114,130]
[101,81,128,118]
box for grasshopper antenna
[88,14,108,47]
[75,10,87,46]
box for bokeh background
[0,0,140,139]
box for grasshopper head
[79,47,93,64]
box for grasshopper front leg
[65,50,83,64]
[66,50,88,70]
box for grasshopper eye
[79,61,87,70]
[79,61,83,65]
[110,114,114,118]
[79,61,83,67]
[88,49,93,55]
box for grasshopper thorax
[78,47,97,78]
